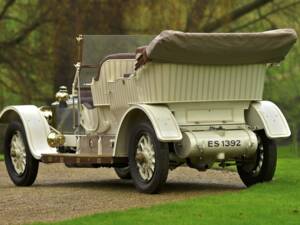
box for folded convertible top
[145,29,297,65]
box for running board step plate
[40,153,128,166]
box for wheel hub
[10,131,27,175]
[251,141,264,176]
[135,134,155,181]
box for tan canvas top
[145,29,297,65]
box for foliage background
[0,0,299,146]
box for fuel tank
[175,129,258,160]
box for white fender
[0,105,56,159]
[246,101,291,138]
[113,104,182,156]
[131,104,182,141]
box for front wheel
[129,121,169,194]
[237,130,277,187]
[4,121,39,186]
[114,167,131,180]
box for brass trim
[76,34,83,63]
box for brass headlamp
[55,86,69,103]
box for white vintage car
[0,29,297,193]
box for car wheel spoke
[136,133,156,182]
[10,131,27,175]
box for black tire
[129,122,169,194]
[114,167,131,180]
[237,130,277,187]
[4,121,39,186]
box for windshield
[78,35,154,85]
[79,35,154,65]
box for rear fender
[113,104,182,157]
[245,101,291,139]
[0,105,56,159]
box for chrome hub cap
[10,131,26,175]
[135,134,155,181]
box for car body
[0,29,297,193]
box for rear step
[40,154,128,167]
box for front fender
[0,105,56,159]
[246,101,291,139]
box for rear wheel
[237,131,277,187]
[4,121,39,186]
[129,121,169,194]
[114,167,131,180]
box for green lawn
[0,154,3,161]
[278,144,300,158]
[32,146,300,225]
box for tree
[0,0,299,111]
[0,0,55,105]
[50,0,128,92]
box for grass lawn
[32,145,300,225]
[0,154,3,161]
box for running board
[40,154,128,167]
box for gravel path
[0,162,244,225]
